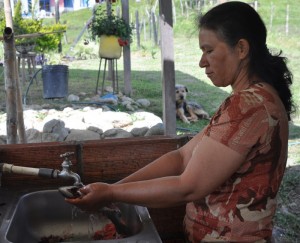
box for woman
[66,1,294,242]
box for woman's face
[199,28,246,88]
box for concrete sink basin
[0,190,162,242]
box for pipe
[0,163,58,178]
[3,27,13,39]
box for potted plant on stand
[89,3,133,59]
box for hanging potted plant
[89,3,133,59]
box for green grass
[274,167,300,241]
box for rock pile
[0,94,164,144]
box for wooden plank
[159,0,176,136]
[81,136,186,183]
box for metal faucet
[56,152,83,187]
[0,152,83,187]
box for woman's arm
[116,130,206,184]
[116,149,185,184]
[67,135,245,210]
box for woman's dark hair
[198,1,295,120]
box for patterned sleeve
[204,90,270,155]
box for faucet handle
[60,152,74,159]
[60,152,75,168]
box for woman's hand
[65,182,112,212]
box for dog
[175,84,210,123]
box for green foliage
[72,43,98,60]
[35,23,66,52]
[0,7,5,34]
[14,18,42,45]
[13,0,23,23]
[89,4,133,45]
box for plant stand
[96,57,119,95]
[16,52,37,85]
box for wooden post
[3,0,27,144]
[106,0,113,81]
[143,19,146,41]
[135,10,141,49]
[122,0,132,96]
[269,3,274,32]
[3,28,18,144]
[151,10,158,46]
[285,5,289,36]
[159,0,176,136]
[55,0,62,53]
[172,0,177,24]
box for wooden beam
[121,0,132,96]
[159,0,176,136]
[0,30,66,41]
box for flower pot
[99,35,122,59]
[42,65,69,99]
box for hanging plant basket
[99,35,122,59]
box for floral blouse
[184,83,289,242]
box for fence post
[286,5,289,36]
[254,1,258,11]
[135,10,141,49]
[152,10,158,45]
[143,19,147,41]
[269,2,274,32]
[172,0,176,24]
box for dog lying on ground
[175,84,210,123]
